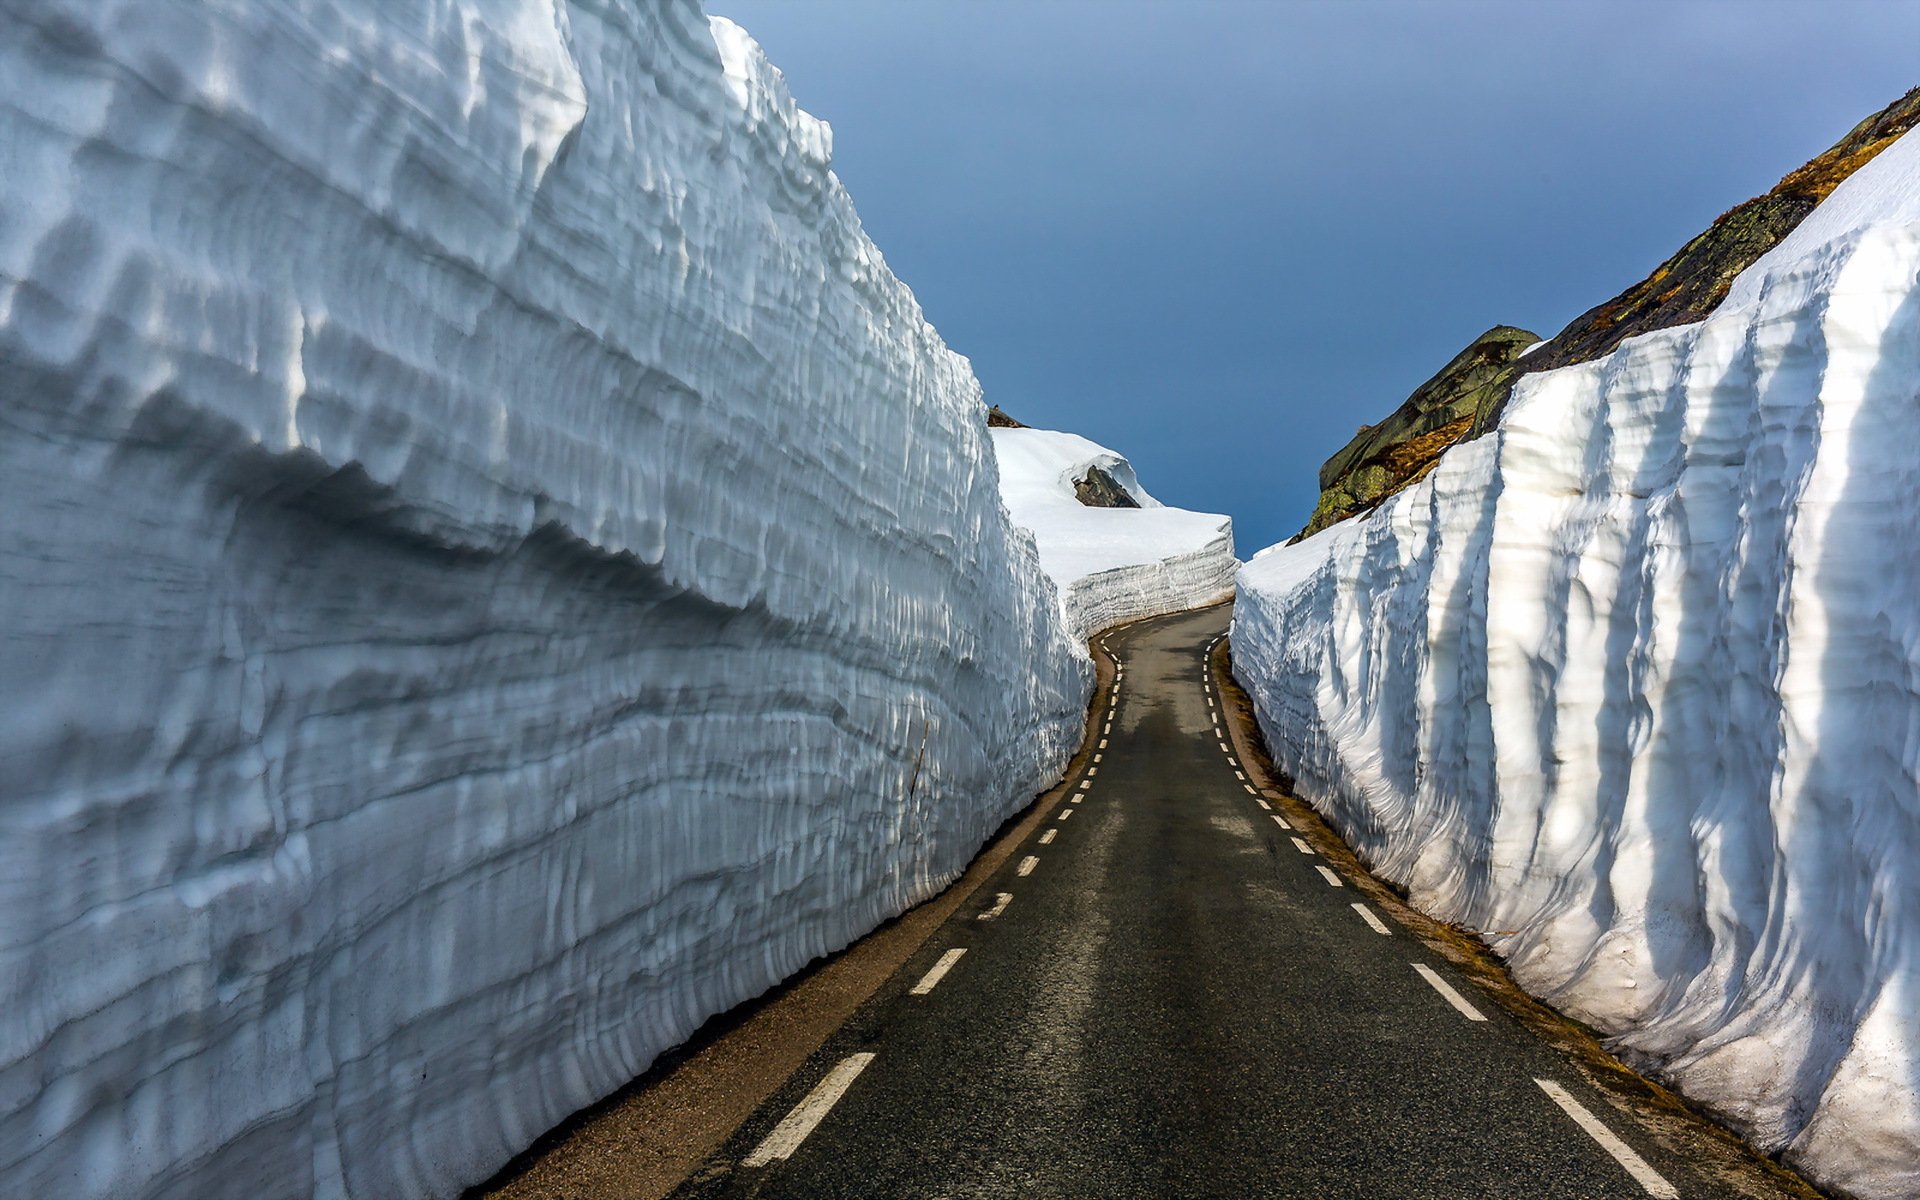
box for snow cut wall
[0,3,1090,1197]
[1233,130,1920,1199]
[991,426,1237,641]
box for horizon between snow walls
[1231,127,1920,1199]
[991,426,1238,641]
[0,4,1091,1197]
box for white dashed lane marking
[1412,963,1486,1022]
[977,892,1013,921]
[1290,837,1315,855]
[1017,855,1039,877]
[1039,828,1057,844]
[909,948,967,996]
[1534,1079,1679,1198]
[1315,866,1345,889]
[1058,809,1074,821]
[1351,903,1391,936]
[743,1053,877,1168]
[1270,814,1291,831]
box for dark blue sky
[711,0,1920,554]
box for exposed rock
[1074,463,1141,508]
[986,405,1027,428]
[1295,325,1538,540]
[1298,85,1920,540]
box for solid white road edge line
[1412,963,1487,1022]
[978,892,1013,920]
[1351,903,1391,936]
[909,948,967,996]
[1017,855,1038,877]
[742,1052,878,1167]
[1315,866,1345,889]
[1039,828,1058,844]
[1534,1079,1680,1199]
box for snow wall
[1232,128,1920,1199]
[0,4,1092,1197]
[991,427,1237,642]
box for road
[654,604,1810,1200]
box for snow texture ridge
[0,3,1090,1197]
[1232,127,1920,1200]
[990,426,1237,641]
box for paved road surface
[663,604,1786,1200]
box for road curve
[655,604,1812,1200]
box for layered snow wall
[0,4,1092,1197]
[991,427,1237,641]
[1233,129,1920,1199]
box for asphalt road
[661,604,1799,1200]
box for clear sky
[710,0,1920,554]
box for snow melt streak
[0,4,1087,1197]
[1233,146,1920,1198]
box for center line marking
[978,892,1013,920]
[1351,903,1391,935]
[1290,836,1314,855]
[1039,828,1057,844]
[742,1052,877,1167]
[1412,963,1487,1021]
[1534,1079,1679,1198]
[1315,865,1345,888]
[1270,814,1291,830]
[1017,855,1039,877]
[910,948,967,995]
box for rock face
[1234,118,1920,1200]
[1297,325,1539,540]
[1072,464,1142,509]
[0,4,1090,1198]
[991,426,1237,642]
[1298,85,1920,540]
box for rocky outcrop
[1073,464,1142,509]
[1296,325,1538,540]
[1297,85,1920,540]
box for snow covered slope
[1232,128,1920,1199]
[0,4,1090,1197]
[992,427,1236,640]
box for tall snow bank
[991,427,1237,640]
[0,4,1090,1197]
[1232,128,1920,1199]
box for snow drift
[991,426,1237,640]
[1232,128,1920,1198]
[0,4,1090,1197]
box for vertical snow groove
[1233,137,1920,1200]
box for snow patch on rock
[1233,128,1920,1200]
[0,4,1090,1197]
[992,426,1237,640]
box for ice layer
[0,3,1090,1196]
[1232,128,1920,1198]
